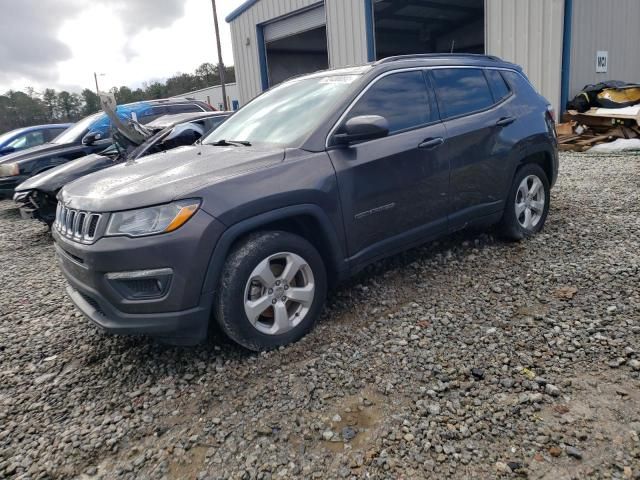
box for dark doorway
[373,0,485,59]
[266,26,329,86]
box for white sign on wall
[596,51,608,73]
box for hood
[15,153,116,195]
[59,144,285,212]
[0,141,78,166]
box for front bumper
[0,175,26,198]
[53,209,226,344]
[13,190,57,224]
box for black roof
[372,53,521,71]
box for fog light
[105,268,173,300]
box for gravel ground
[1,152,639,480]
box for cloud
[0,0,240,92]
[0,0,77,85]
[99,0,187,35]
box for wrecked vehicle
[14,110,231,225]
[566,80,640,112]
[52,54,558,351]
[0,98,213,198]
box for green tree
[42,89,58,121]
[143,81,167,100]
[56,91,82,121]
[81,89,101,116]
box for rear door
[430,67,514,229]
[328,70,449,261]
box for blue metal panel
[560,0,573,113]
[225,0,260,23]
[364,0,375,61]
[256,25,270,91]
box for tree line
[0,63,235,135]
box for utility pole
[94,72,100,97]
[211,0,228,111]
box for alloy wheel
[515,174,545,230]
[243,252,315,335]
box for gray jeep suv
[53,54,558,351]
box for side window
[431,68,494,119]
[8,131,45,149]
[167,104,202,114]
[137,106,167,124]
[502,70,533,96]
[45,128,64,142]
[345,71,433,134]
[485,70,511,103]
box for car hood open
[59,144,285,212]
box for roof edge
[225,0,260,22]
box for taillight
[546,106,556,123]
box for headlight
[106,199,200,237]
[0,163,19,177]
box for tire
[498,163,550,241]
[214,231,327,351]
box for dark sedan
[14,111,231,225]
[0,98,212,198]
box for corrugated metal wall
[569,0,640,98]
[171,83,241,109]
[325,0,368,68]
[229,0,320,103]
[486,0,565,114]
[230,0,369,103]
[232,0,571,112]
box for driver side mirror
[81,131,103,146]
[333,115,390,146]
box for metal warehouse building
[226,0,640,115]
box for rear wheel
[498,164,550,240]
[215,231,327,351]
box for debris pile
[557,82,640,152]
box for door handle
[496,116,516,127]
[418,137,444,149]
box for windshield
[203,74,362,146]
[52,112,105,144]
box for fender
[524,139,559,187]
[200,204,348,295]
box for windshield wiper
[211,139,252,147]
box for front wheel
[214,231,327,351]
[498,164,550,240]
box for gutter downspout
[364,0,375,62]
[560,0,573,115]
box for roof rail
[375,53,502,65]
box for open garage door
[373,0,485,59]
[263,5,328,87]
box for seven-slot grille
[55,203,102,242]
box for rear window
[485,69,511,103]
[502,70,533,95]
[431,68,494,119]
[346,71,433,134]
[167,104,203,114]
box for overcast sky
[0,0,246,94]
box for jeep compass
[52,54,558,351]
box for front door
[327,70,449,263]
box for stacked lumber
[556,107,640,152]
